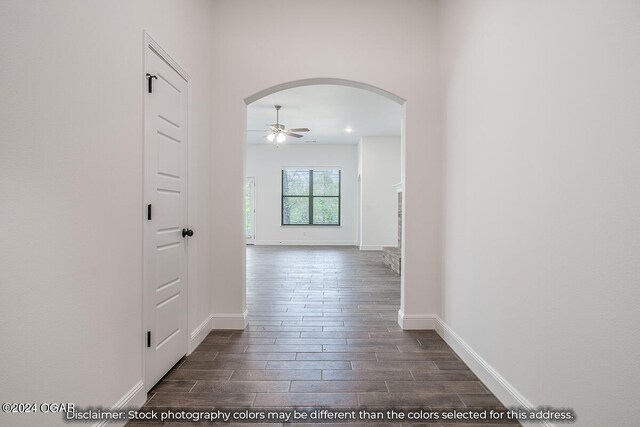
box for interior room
[1,1,638,426]
[245,84,402,248]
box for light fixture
[266,106,287,145]
[345,127,353,133]
[267,129,286,145]
[263,105,310,146]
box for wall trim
[397,312,548,425]
[244,77,406,105]
[94,380,145,427]
[359,245,384,251]
[434,316,549,427]
[211,309,248,330]
[189,314,213,353]
[255,240,358,246]
[397,310,438,329]
[144,32,191,81]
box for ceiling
[246,85,402,145]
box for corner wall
[0,1,215,425]
[438,1,640,424]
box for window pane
[282,170,310,196]
[313,197,339,225]
[313,170,340,196]
[283,197,309,224]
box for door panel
[157,245,180,288]
[144,40,189,391]
[157,139,182,178]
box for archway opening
[243,78,407,329]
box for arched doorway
[244,78,407,326]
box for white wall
[210,0,442,326]
[359,137,401,250]
[0,1,215,425]
[246,144,358,245]
[439,1,640,425]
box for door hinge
[147,204,152,220]
[146,331,151,348]
[146,73,158,93]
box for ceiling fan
[263,105,310,145]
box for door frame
[246,177,256,244]
[142,31,192,393]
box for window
[282,169,341,225]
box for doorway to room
[244,78,406,321]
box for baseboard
[397,309,438,329]
[359,245,384,251]
[211,309,248,329]
[434,316,549,427]
[94,380,145,427]
[255,240,358,246]
[189,314,213,354]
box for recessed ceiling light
[345,127,353,133]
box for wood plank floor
[133,246,517,426]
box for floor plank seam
[131,247,516,426]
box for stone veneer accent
[382,191,402,274]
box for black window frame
[281,169,341,226]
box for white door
[246,177,256,244]
[143,36,190,391]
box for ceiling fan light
[266,133,275,142]
[276,133,286,143]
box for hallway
[137,246,515,425]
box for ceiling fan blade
[287,128,310,132]
[285,132,304,138]
[247,129,264,132]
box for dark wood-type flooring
[132,246,517,426]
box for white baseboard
[433,316,549,427]
[189,314,213,354]
[211,309,248,329]
[397,309,438,329]
[255,240,357,246]
[359,245,384,251]
[397,312,548,425]
[94,380,145,427]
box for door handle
[182,228,194,238]
[146,73,158,93]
